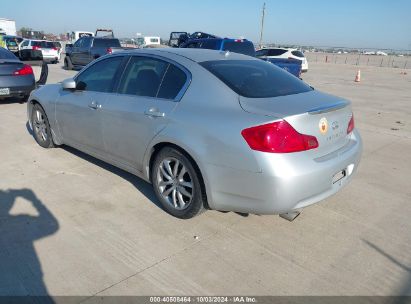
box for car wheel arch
[147,142,210,210]
[28,99,61,146]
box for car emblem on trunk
[331,121,339,131]
[319,117,328,134]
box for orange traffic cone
[355,70,361,82]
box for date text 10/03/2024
[149,296,257,303]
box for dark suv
[64,36,125,70]
[180,38,256,57]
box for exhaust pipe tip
[279,211,301,222]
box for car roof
[0,47,19,61]
[120,48,257,63]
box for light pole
[259,2,266,49]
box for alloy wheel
[156,157,194,210]
[33,109,48,142]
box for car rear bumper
[42,56,59,62]
[0,75,36,98]
[205,129,362,214]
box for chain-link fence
[304,52,410,69]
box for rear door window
[118,56,168,97]
[157,64,188,99]
[118,56,188,100]
[75,56,124,92]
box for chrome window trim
[74,53,192,102]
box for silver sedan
[27,48,362,219]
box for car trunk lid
[239,90,353,156]
[0,61,24,76]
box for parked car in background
[50,41,62,60]
[139,36,161,47]
[64,36,127,70]
[168,31,219,47]
[261,58,302,78]
[67,30,94,44]
[0,47,35,101]
[180,38,256,57]
[180,38,302,77]
[28,48,361,219]
[256,48,309,72]
[2,35,23,55]
[19,39,60,63]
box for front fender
[27,84,63,145]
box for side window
[200,40,218,50]
[118,57,168,97]
[256,49,268,57]
[187,42,199,48]
[82,37,92,48]
[73,38,83,48]
[22,40,29,47]
[75,56,123,92]
[157,64,187,99]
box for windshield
[200,60,312,98]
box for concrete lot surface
[0,59,410,297]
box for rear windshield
[222,41,256,57]
[6,40,18,46]
[291,50,305,58]
[32,41,43,47]
[93,39,121,48]
[0,48,18,60]
[43,42,56,48]
[200,60,312,98]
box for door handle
[88,101,101,110]
[144,108,165,118]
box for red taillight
[32,46,41,50]
[241,120,319,153]
[106,48,112,54]
[52,47,58,51]
[13,64,34,76]
[347,114,355,134]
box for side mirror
[62,78,76,90]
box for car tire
[151,147,206,219]
[19,95,29,104]
[64,57,73,70]
[31,104,55,149]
